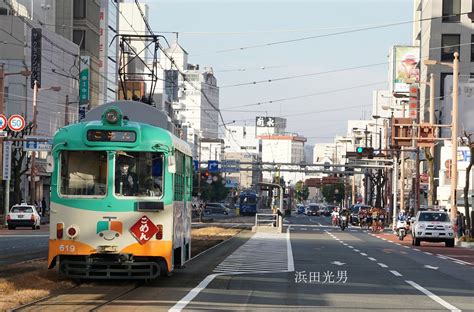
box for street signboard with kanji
[129,215,158,245]
[2,141,12,180]
[31,28,42,88]
[8,115,25,132]
[207,160,219,173]
[256,116,276,127]
[221,159,240,172]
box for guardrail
[255,213,277,227]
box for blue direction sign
[207,160,219,173]
[221,159,240,173]
[193,160,199,171]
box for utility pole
[450,52,459,223]
[64,95,69,125]
[428,73,435,206]
[30,80,38,205]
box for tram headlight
[105,109,119,123]
[66,225,80,239]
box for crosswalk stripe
[213,232,288,273]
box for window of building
[439,72,452,98]
[73,0,86,19]
[73,29,85,50]
[441,34,460,61]
[442,0,461,22]
[471,35,474,62]
[0,8,9,15]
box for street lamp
[0,65,31,224]
[423,52,459,223]
[30,80,61,204]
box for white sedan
[6,204,41,230]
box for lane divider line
[405,280,461,312]
[390,270,402,277]
[377,263,388,268]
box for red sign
[8,114,25,132]
[0,114,7,131]
[130,215,158,245]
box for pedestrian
[455,211,464,238]
[41,197,47,217]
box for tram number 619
[59,244,76,252]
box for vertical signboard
[392,46,420,94]
[79,56,90,104]
[31,28,42,88]
[408,84,419,119]
[3,141,12,180]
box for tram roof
[84,101,175,132]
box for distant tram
[47,101,193,279]
[239,190,258,216]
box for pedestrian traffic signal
[355,147,374,159]
[418,123,435,147]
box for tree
[295,180,309,203]
[461,131,473,237]
[193,173,229,202]
[6,122,34,206]
[321,182,345,204]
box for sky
[143,0,413,145]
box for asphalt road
[0,226,49,266]
[9,213,474,311]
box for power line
[191,11,473,56]
[220,62,388,88]
[227,81,386,109]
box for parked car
[297,204,305,214]
[305,203,320,216]
[323,205,337,217]
[411,210,455,247]
[204,203,231,215]
[6,203,41,230]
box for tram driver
[115,156,139,196]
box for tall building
[56,0,119,107]
[413,0,473,122]
[259,133,307,183]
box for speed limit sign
[8,114,26,132]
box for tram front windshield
[115,151,163,197]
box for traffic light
[355,147,374,159]
[201,170,210,179]
[418,123,435,147]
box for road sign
[0,114,7,131]
[207,160,219,173]
[225,178,238,188]
[2,141,12,180]
[8,114,25,132]
[24,136,53,151]
[193,160,199,171]
[221,159,240,172]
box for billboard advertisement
[392,46,420,93]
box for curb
[458,242,474,249]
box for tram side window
[60,151,107,196]
[115,152,163,197]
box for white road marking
[424,265,438,270]
[331,261,346,266]
[424,252,433,255]
[287,226,294,272]
[368,257,377,261]
[390,270,402,277]
[405,280,461,312]
[348,246,354,249]
[360,253,367,256]
[403,246,410,249]
[442,255,472,266]
[377,263,388,268]
[353,249,360,252]
[395,243,402,246]
[413,248,420,251]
